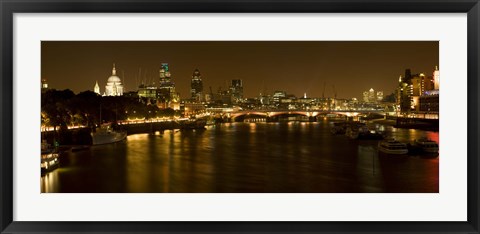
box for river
[41,120,439,193]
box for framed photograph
[1,0,479,233]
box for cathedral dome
[107,75,121,83]
[106,63,122,84]
[104,63,124,96]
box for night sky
[41,41,438,99]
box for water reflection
[42,121,438,193]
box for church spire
[112,63,116,76]
[94,80,100,95]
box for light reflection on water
[41,121,438,193]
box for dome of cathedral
[107,75,121,83]
[104,63,124,96]
[106,63,122,84]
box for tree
[41,89,75,133]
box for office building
[190,69,204,101]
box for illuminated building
[273,91,286,104]
[159,63,171,84]
[230,79,243,103]
[158,63,180,109]
[104,63,124,96]
[419,66,440,113]
[376,91,383,102]
[159,63,176,99]
[94,81,100,95]
[397,67,439,113]
[204,93,212,103]
[410,73,428,111]
[137,83,159,99]
[411,73,432,96]
[180,100,206,117]
[41,79,49,93]
[368,88,375,102]
[397,73,412,113]
[363,91,369,103]
[259,93,271,106]
[424,76,435,91]
[419,90,439,112]
[215,87,232,105]
[363,88,381,103]
[190,69,203,101]
[433,66,440,90]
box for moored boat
[409,138,439,154]
[41,142,60,174]
[378,138,408,155]
[41,151,59,174]
[91,124,127,145]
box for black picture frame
[1,0,479,233]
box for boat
[41,151,60,174]
[41,141,60,174]
[378,138,408,155]
[409,138,439,154]
[91,124,127,145]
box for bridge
[223,109,386,121]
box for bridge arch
[231,112,268,121]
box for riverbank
[42,120,207,146]
[370,118,439,132]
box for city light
[40,41,439,194]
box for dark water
[41,121,439,193]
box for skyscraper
[363,91,369,103]
[230,79,243,103]
[190,69,203,101]
[363,88,380,103]
[376,91,383,102]
[158,63,176,99]
[159,63,171,85]
[368,88,375,102]
[158,63,179,109]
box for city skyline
[41,41,440,193]
[41,41,439,99]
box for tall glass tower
[230,79,243,103]
[190,69,203,100]
[158,63,178,102]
